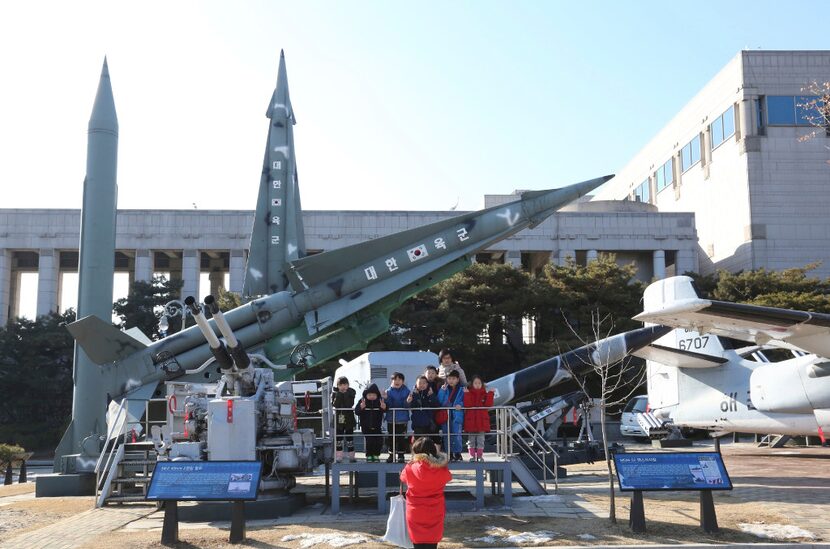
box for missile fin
[67,315,147,365]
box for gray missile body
[54,59,119,468]
[488,325,671,405]
[69,176,611,401]
[244,51,306,297]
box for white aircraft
[631,275,830,442]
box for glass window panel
[664,159,674,184]
[767,95,795,125]
[641,179,650,203]
[681,143,691,172]
[711,116,724,147]
[796,95,821,126]
[722,106,735,138]
[656,169,665,191]
[691,134,701,165]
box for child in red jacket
[400,437,451,549]
[463,376,494,462]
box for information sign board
[613,452,731,492]
[147,461,262,501]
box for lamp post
[158,299,193,338]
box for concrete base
[653,438,694,448]
[35,473,96,497]
[175,492,305,522]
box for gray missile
[68,175,611,402]
[54,58,119,470]
[488,325,672,405]
[244,50,306,297]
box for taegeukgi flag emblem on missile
[407,244,429,262]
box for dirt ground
[0,483,96,541]
[80,497,807,548]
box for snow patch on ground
[524,494,564,504]
[738,523,817,541]
[466,526,560,545]
[281,533,373,548]
[577,533,597,540]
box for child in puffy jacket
[437,370,465,462]
[355,383,386,462]
[332,376,357,463]
[384,372,411,463]
[463,375,494,462]
[408,375,439,446]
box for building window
[767,96,796,125]
[796,95,825,126]
[710,106,735,149]
[756,96,766,135]
[522,316,536,345]
[656,158,673,193]
[765,95,824,126]
[681,134,701,172]
[634,178,650,203]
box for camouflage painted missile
[244,50,306,297]
[488,325,672,405]
[68,175,611,401]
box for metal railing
[94,398,146,507]
[333,404,559,491]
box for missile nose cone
[267,50,295,122]
[89,56,118,134]
[521,174,613,227]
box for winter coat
[437,362,467,387]
[400,452,451,544]
[355,384,385,431]
[463,387,494,433]
[384,384,411,423]
[409,389,439,428]
[332,387,356,430]
[437,383,465,426]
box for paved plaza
[1,443,828,548]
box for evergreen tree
[113,275,184,339]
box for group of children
[331,350,495,464]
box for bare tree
[559,310,648,524]
[796,82,830,147]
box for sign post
[613,452,731,533]
[147,461,262,545]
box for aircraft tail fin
[66,315,147,365]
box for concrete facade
[595,50,830,276]
[0,198,697,321]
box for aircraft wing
[633,344,728,368]
[634,297,830,358]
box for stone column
[676,249,698,276]
[653,250,666,280]
[134,249,153,282]
[228,249,245,294]
[36,249,59,317]
[0,249,11,325]
[586,249,598,263]
[558,249,574,266]
[505,251,521,268]
[181,249,200,301]
[208,270,225,297]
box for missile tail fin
[67,315,147,365]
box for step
[114,476,152,483]
[120,460,157,466]
[104,495,148,503]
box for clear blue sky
[1,1,826,214]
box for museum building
[594,50,830,277]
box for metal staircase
[94,399,157,507]
[497,407,559,495]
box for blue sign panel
[613,452,732,492]
[147,461,262,501]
